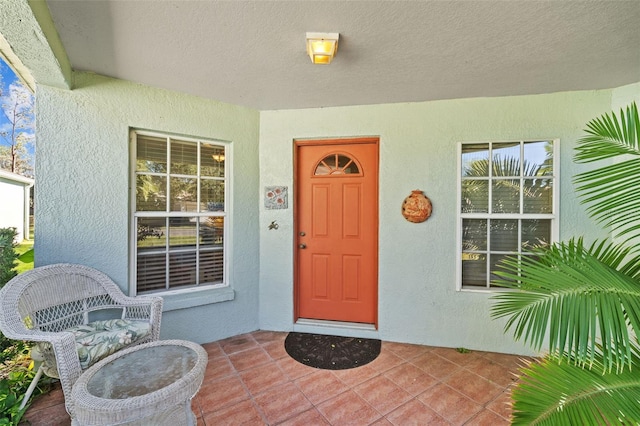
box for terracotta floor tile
[251,330,287,345]
[331,364,380,387]
[383,342,432,360]
[465,409,511,426]
[485,389,513,420]
[219,333,259,355]
[444,369,504,405]
[278,408,330,426]
[24,333,528,426]
[191,398,202,419]
[228,346,272,372]
[317,389,382,426]
[252,381,313,424]
[201,341,225,359]
[430,346,484,366]
[27,383,66,410]
[21,401,71,426]
[368,350,404,373]
[482,352,529,369]
[353,376,412,415]
[386,399,448,426]
[417,383,483,425]
[203,355,236,381]
[295,369,349,405]
[383,362,438,396]
[197,375,250,415]
[411,352,462,379]
[464,357,520,387]
[240,362,289,395]
[202,399,265,425]
[276,355,315,380]
[369,417,394,425]
[262,340,289,360]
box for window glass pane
[170,140,197,176]
[134,131,228,294]
[201,179,224,212]
[170,177,197,212]
[336,155,359,174]
[461,144,489,177]
[490,219,519,252]
[136,136,167,173]
[136,218,166,248]
[461,180,488,213]
[169,251,196,288]
[200,217,224,247]
[315,154,359,175]
[200,250,224,284]
[490,253,511,283]
[168,217,197,249]
[524,141,553,176]
[492,179,520,213]
[462,253,487,287]
[492,143,520,177]
[523,178,552,213]
[136,175,166,211]
[201,143,225,178]
[522,219,551,251]
[462,219,487,251]
[136,253,166,293]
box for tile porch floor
[23,330,529,425]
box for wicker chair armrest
[0,327,73,343]
[108,295,161,308]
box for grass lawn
[15,239,34,274]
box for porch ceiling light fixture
[306,32,339,65]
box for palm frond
[491,238,640,372]
[511,348,640,425]
[574,103,640,163]
[574,103,640,242]
[574,159,640,241]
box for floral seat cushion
[69,319,151,370]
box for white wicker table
[70,339,207,426]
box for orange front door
[295,139,379,325]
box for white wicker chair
[0,263,163,417]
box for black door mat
[284,332,381,370]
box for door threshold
[295,318,377,331]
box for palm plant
[491,103,640,425]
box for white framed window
[457,140,558,290]
[130,129,230,295]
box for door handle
[299,244,307,249]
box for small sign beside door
[264,186,288,209]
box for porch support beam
[0,0,72,91]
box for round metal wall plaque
[402,190,432,223]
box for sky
[0,57,36,162]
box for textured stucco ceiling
[45,0,640,111]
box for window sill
[160,286,235,311]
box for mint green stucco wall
[33,71,638,353]
[612,82,640,111]
[258,89,626,355]
[35,72,260,343]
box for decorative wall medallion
[264,186,288,209]
[402,190,432,223]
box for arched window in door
[314,153,362,176]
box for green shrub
[0,227,42,424]
[0,228,18,288]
